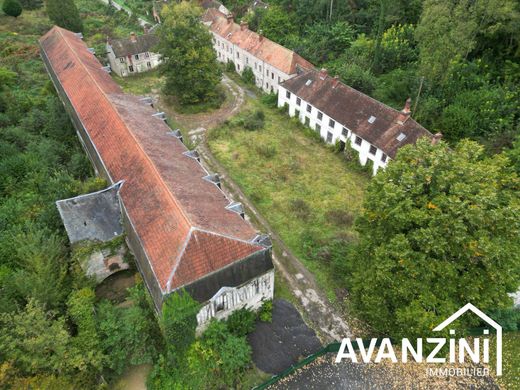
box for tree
[46,0,83,32]
[157,2,222,106]
[161,289,200,359]
[2,0,22,18]
[347,139,520,340]
[258,5,297,45]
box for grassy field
[208,97,369,303]
[489,332,520,389]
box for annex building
[106,32,161,77]
[39,26,274,328]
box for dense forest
[223,0,520,154]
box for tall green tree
[46,0,83,32]
[157,2,222,105]
[2,0,23,18]
[347,138,520,339]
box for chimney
[240,20,248,31]
[332,75,340,88]
[319,68,328,80]
[396,97,412,124]
[226,14,234,24]
[431,132,443,145]
[258,29,264,41]
[130,32,137,43]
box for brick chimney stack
[240,20,248,31]
[319,68,328,80]
[130,32,137,43]
[396,97,412,124]
[431,132,443,145]
[332,75,340,88]
[227,14,234,24]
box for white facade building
[106,32,161,77]
[278,69,436,175]
[203,9,313,93]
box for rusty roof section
[281,69,433,158]
[203,9,314,75]
[40,26,264,293]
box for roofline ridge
[49,27,194,230]
[189,227,263,248]
[166,227,195,292]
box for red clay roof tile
[40,26,264,293]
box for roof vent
[368,115,376,124]
[152,112,166,121]
[252,234,272,248]
[167,129,183,143]
[139,97,153,105]
[203,173,221,189]
[305,79,312,86]
[102,65,111,73]
[87,48,96,54]
[226,202,245,218]
[183,150,200,162]
[396,132,407,142]
[75,32,84,39]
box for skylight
[396,132,407,142]
[305,79,312,86]
[368,115,376,124]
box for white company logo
[335,303,502,376]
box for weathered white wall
[278,85,389,175]
[196,269,274,332]
[106,42,161,78]
[211,33,292,93]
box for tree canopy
[345,139,520,339]
[157,1,222,106]
[46,0,83,32]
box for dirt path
[154,74,245,144]
[191,78,353,343]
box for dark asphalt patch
[248,299,322,374]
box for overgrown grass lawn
[208,98,369,301]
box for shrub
[260,92,278,108]
[242,109,265,130]
[258,300,273,322]
[2,0,23,17]
[241,66,255,85]
[289,198,311,220]
[226,307,256,337]
[255,143,277,159]
[325,209,354,227]
[489,308,520,331]
[226,60,236,73]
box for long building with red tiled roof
[39,26,274,322]
[202,8,314,93]
[278,68,437,174]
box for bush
[241,66,255,85]
[2,0,23,17]
[489,308,520,331]
[325,209,354,227]
[289,198,311,221]
[258,300,273,322]
[242,109,265,130]
[255,143,277,159]
[260,92,278,108]
[226,60,236,73]
[226,307,256,337]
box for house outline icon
[433,303,502,376]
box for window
[369,145,377,155]
[147,62,151,69]
[237,64,240,71]
[254,63,257,69]
[286,90,291,99]
[317,111,323,121]
[329,119,335,128]
[381,153,388,162]
[342,127,348,137]
[145,52,150,58]
[266,69,269,76]
[134,54,139,60]
[119,57,124,63]
[396,132,407,142]
[271,72,274,79]
[327,132,333,143]
[306,104,312,113]
[278,76,281,83]
[128,65,134,72]
[259,65,262,72]
[246,57,249,64]
[237,52,240,58]
[355,136,362,146]
[316,124,321,132]
[296,97,301,106]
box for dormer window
[396,132,407,142]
